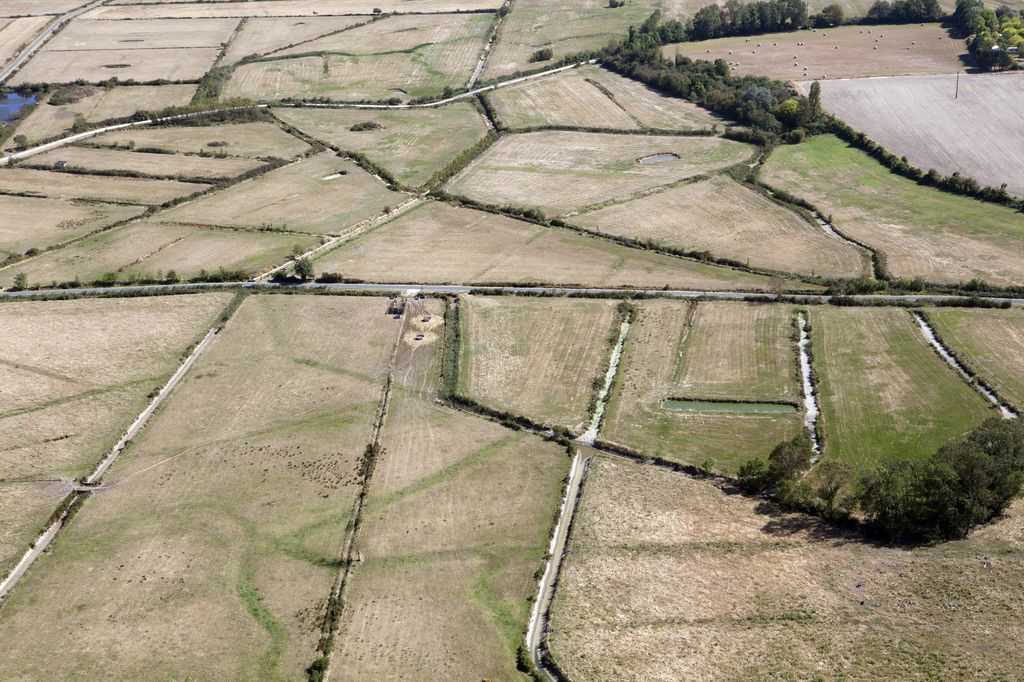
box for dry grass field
[0,1,91,16]
[3,85,197,149]
[0,16,53,70]
[273,103,489,186]
[0,293,231,575]
[0,221,318,288]
[448,130,754,217]
[91,121,310,159]
[927,308,1024,412]
[157,152,402,234]
[459,296,620,430]
[0,294,400,681]
[571,175,868,279]
[221,16,369,64]
[813,72,1024,197]
[315,201,797,291]
[0,167,208,205]
[668,24,965,81]
[762,135,1024,286]
[92,0,506,19]
[29,146,265,179]
[549,458,1024,681]
[601,300,803,473]
[224,14,491,102]
[0,195,144,258]
[487,65,721,131]
[809,306,993,469]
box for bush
[349,121,382,131]
[528,47,554,62]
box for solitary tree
[13,272,28,290]
[808,80,822,119]
[294,257,315,280]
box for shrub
[349,121,382,131]
[528,47,554,62]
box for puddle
[661,400,797,414]
[797,312,822,456]
[0,93,37,123]
[579,318,631,444]
[638,153,679,165]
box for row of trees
[954,0,1022,69]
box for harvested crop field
[220,16,370,64]
[224,14,491,102]
[487,65,721,131]
[926,308,1024,411]
[571,175,868,279]
[812,72,1024,197]
[761,135,1024,286]
[809,306,993,469]
[0,195,144,258]
[0,294,400,681]
[668,23,965,81]
[315,201,796,291]
[28,146,265,180]
[448,130,754,217]
[601,300,803,473]
[91,0,506,19]
[0,1,92,17]
[3,85,197,149]
[459,296,620,430]
[0,167,208,205]
[90,121,310,159]
[0,293,231,575]
[273,103,489,186]
[0,221,318,288]
[549,457,1024,680]
[0,16,52,70]
[157,152,402,234]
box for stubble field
[0,195,144,258]
[0,16,53,71]
[0,167,208,205]
[90,121,311,159]
[220,16,370,65]
[91,0,507,19]
[27,146,266,180]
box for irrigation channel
[913,312,1017,419]
[578,317,631,445]
[797,313,822,457]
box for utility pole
[955,71,960,99]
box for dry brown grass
[92,0,505,19]
[29,146,264,179]
[221,16,369,64]
[314,200,793,291]
[447,130,754,217]
[572,175,868,279]
[0,294,400,681]
[459,295,620,430]
[0,194,144,258]
[1,1,91,16]
[156,152,402,234]
[550,458,1024,680]
[0,16,52,69]
[667,23,965,81]
[0,167,208,205]
[91,121,310,159]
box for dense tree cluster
[955,0,1022,69]
[863,0,942,23]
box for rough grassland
[29,146,265,180]
[0,295,399,681]
[0,195,144,258]
[0,221,318,288]
[927,308,1024,411]
[459,296,620,431]
[91,121,310,159]
[814,72,1024,197]
[602,300,802,473]
[157,152,403,235]
[761,135,1024,286]
[549,458,1024,681]
[333,299,568,679]
[1,1,91,17]
[221,16,369,64]
[315,201,797,292]
[668,23,965,81]
[273,103,489,187]
[572,175,867,279]
[92,0,506,19]
[0,294,231,577]
[809,306,993,469]
[448,130,754,217]
[0,167,208,205]
[0,16,52,70]
[4,85,197,149]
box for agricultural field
[549,457,1024,680]
[27,146,265,180]
[447,130,754,217]
[571,175,868,279]
[668,23,965,80]
[2,85,197,149]
[0,195,144,258]
[224,14,492,102]
[273,103,490,187]
[458,296,620,430]
[601,300,803,473]
[89,121,310,159]
[90,0,507,19]
[156,152,402,234]
[487,65,721,131]
[220,16,370,65]
[809,306,993,469]
[761,135,1024,286]
[0,1,92,16]
[0,221,318,288]
[926,307,1024,411]
[0,293,231,576]
[0,167,208,205]
[314,200,799,292]
[813,72,1024,197]
[0,16,53,70]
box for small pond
[0,93,37,123]
[661,400,797,414]
[638,153,679,165]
